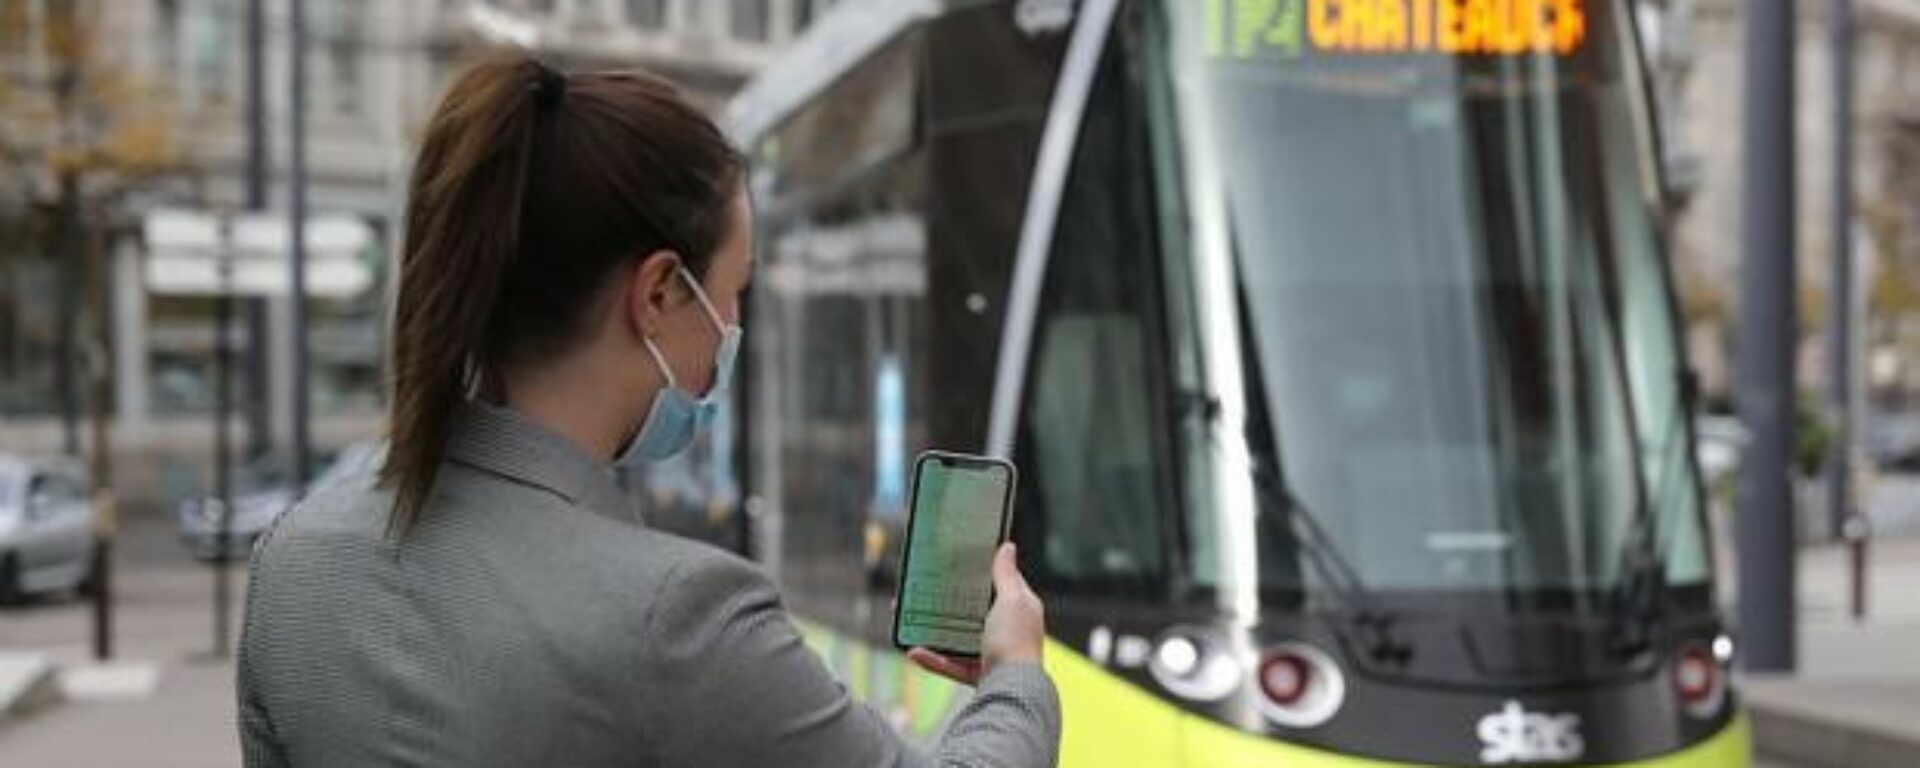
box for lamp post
[1737,0,1800,672]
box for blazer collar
[445,400,639,525]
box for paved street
[0,507,245,768]
[1751,532,1920,768]
[1864,473,1920,539]
[1796,531,1920,676]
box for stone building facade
[2,0,816,458]
[1659,0,1920,409]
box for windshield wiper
[1248,453,1416,666]
[1188,206,1411,664]
[1184,389,1414,666]
[1608,485,1668,658]
[1606,394,1693,658]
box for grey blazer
[238,402,1060,767]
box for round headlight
[1145,628,1241,703]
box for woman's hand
[905,648,983,685]
[907,543,1046,686]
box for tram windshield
[1142,0,1711,600]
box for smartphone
[891,451,1017,657]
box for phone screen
[894,453,1015,656]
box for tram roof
[724,0,958,147]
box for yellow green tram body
[796,624,1750,767]
[695,0,1754,765]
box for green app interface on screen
[897,459,1010,655]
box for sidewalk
[0,658,237,768]
[0,509,245,768]
[1744,535,1920,768]
[0,653,58,721]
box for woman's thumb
[992,542,1027,595]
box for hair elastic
[531,64,566,110]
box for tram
[712,0,1753,764]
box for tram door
[760,216,928,614]
[747,33,931,637]
[745,5,1067,643]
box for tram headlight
[1255,642,1347,729]
[1673,642,1727,719]
[1711,633,1736,664]
[1145,628,1241,703]
[1155,636,1200,677]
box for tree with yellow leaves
[1871,256,1920,319]
[1,0,181,457]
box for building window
[682,0,710,34]
[1,4,20,56]
[187,0,231,106]
[326,0,364,115]
[0,1,39,63]
[0,258,65,416]
[154,0,180,73]
[729,0,768,42]
[624,0,665,29]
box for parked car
[1694,414,1748,486]
[0,456,98,604]
[1867,414,1920,472]
[176,441,385,562]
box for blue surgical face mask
[617,266,743,465]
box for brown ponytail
[381,52,744,535]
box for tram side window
[754,33,925,635]
[1015,31,1175,596]
[1596,86,1711,586]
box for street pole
[213,243,234,660]
[1828,0,1869,623]
[1738,0,1800,672]
[208,0,270,662]
[54,175,82,459]
[290,0,312,488]
[245,0,273,461]
[50,0,81,460]
[84,204,113,661]
[1826,0,1855,545]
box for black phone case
[890,450,1017,659]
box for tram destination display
[1204,0,1587,59]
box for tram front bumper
[1174,711,1752,767]
[1047,640,1754,768]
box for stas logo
[1476,701,1584,764]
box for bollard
[92,489,116,661]
[1843,513,1870,621]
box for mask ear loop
[642,336,678,390]
[636,256,694,392]
[676,265,728,334]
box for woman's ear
[625,249,683,338]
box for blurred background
[0,0,1915,766]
